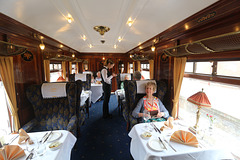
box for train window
[185,62,194,73]
[179,60,240,157]
[50,63,62,82]
[217,61,240,77]
[141,62,150,79]
[0,82,11,134]
[129,63,133,73]
[72,64,76,74]
[195,61,213,74]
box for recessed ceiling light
[82,35,87,41]
[118,36,122,42]
[127,17,133,27]
[67,14,73,23]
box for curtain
[149,60,154,79]
[0,57,20,132]
[43,60,50,82]
[62,61,66,79]
[137,61,141,71]
[69,62,72,74]
[172,57,187,118]
[76,62,79,74]
[133,62,135,72]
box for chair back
[69,73,91,90]
[116,73,133,89]
[26,82,77,131]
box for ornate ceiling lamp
[93,26,110,36]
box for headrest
[136,80,156,94]
[75,74,86,81]
[41,83,67,98]
[120,73,131,81]
[83,71,93,75]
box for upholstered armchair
[22,82,79,137]
[69,73,91,118]
[122,80,167,130]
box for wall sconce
[151,45,155,52]
[127,17,133,27]
[39,40,45,50]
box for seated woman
[132,81,169,122]
[95,71,102,83]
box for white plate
[148,139,165,152]
[47,132,62,142]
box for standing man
[101,59,117,119]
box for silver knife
[39,132,48,143]
[158,137,167,150]
[164,139,177,152]
[43,131,53,143]
[26,152,33,160]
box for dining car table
[128,121,234,160]
[3,130,76,160]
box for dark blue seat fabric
[122,80,168,130]
[22,82,80,137]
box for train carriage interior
[0,0,240,159]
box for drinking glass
[143,110,151,130]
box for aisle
[71,95,132,160]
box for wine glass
[143,109,151,131]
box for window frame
[184,59,240,86]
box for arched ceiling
[0,0,218,53]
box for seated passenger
[95,71,102,83]
[132,81,169,122]
[133,71,141,80]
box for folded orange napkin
[160,117,174,131]
[170,130,199,147]
[0,145,25,160]
[18,129,33,145]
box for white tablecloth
[81,90,91,106]
[129,122,233,160]
[90,83,103,103]
[115,89,125,101]
[8,130,76,160]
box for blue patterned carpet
[71,95,132,160]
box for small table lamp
[187,88,211,133]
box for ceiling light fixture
[93,26,110,36]
[72,53,75,58]
[89,44,93,48]
[114,44,117,49]
[127,17,133,27]
[60,44,63,48]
